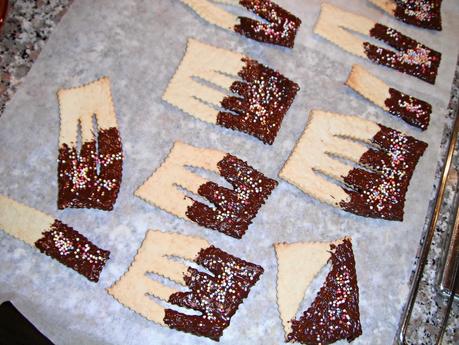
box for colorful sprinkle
[234,0,301,48]
[341,125,427,220]
[363,23,441,84]
[287,239,362,344]
[164,246,263,341]
[385,88,431,130]
[394,0,442,30]
[218,58,299,145]
[58,127,123,210]
[35,220,110,282]
[186,154,277,238]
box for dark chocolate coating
[234,0,301,48]
[364,23,441,84]
[385,87,431,130]
[164,245,264,341]
[340,125,427,220]
[58,127,123,210]
[217,57,299,145]
[186,154,277,238]
[288,239,362,345]
[393,0,442,31]
[34,220,110,282]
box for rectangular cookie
[279,110,427,221]
[163,38,299,144]
[57,77,123,211]
[135,141,278,238]
[180,0,301,47]
[314,3,441,84]
[107,230,264,341]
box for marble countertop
[0,1,457,344]
[405,65,459,344]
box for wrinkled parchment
[0,0,458,344]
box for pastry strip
[346,64,432,130]
[108,230,264,341]
[0,195,110,282]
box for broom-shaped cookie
[0,195,110,282]
[57,77,123,211]
[108,230,263,341]
[369,0,442,31]
[346,64,432,130]
[163,39,299,145]
[275,238,362,344]
[135,142,277,238]
[179,0,301,47]
[314,3,441,84]
[280,110,427,221]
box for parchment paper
[0,0,458,344]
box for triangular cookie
[275,241,332,335]
[275,238,362,344]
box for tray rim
[395,96,459,344]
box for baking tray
[396,105,459,344]
[0,1,458,344]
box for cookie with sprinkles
[314,3,441,84]
[163,39,299,144]
[275,238,362,344]
[346,64,432,130]
[0,195,110,282]
[108,230,264,341]
[135,142,277,238]
[57,77,123,211]
[370,0,442,31]
[180,0,301,47]
[280,110,427,221]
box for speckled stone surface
[405,64,459,344]
[0,0,73,114]
[0,1,457,344]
